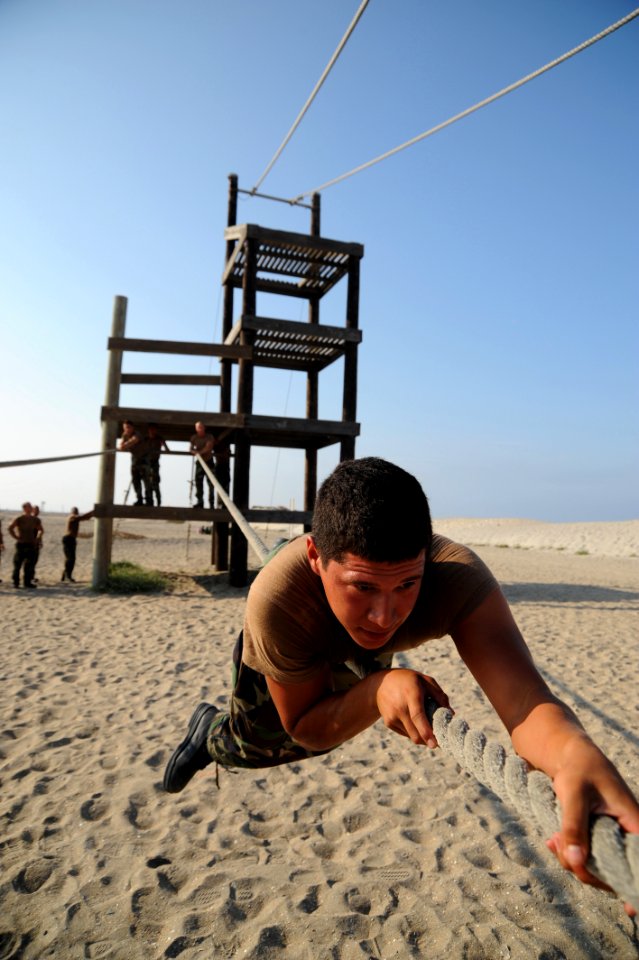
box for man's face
[195,422,205,437]
[123,423,134,437]
[307,538,425,649]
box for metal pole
[92,295,127,588]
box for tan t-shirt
[10,514,43,545]
[242,534,498,683]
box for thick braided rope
[427,703,639,913]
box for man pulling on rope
[164,458,639,908]
[61,506,95,582]
[189,421,216,509]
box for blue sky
[1,0,637,520]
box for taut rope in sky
[289,7,639,201]
[250,0,371,194]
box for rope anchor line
[426,701,639,913]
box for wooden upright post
[92,295,127,588]
[341,257,360,461]
[230,235,258,586]
[304,192,321,527]
[214,172,239,571]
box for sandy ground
[0,513,638,959]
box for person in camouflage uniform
[118,420,152,506]
[146,424,169,507]
[205,631,393,769]
[8,502,43,588]
[164,458,639,900]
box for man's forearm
[510,699,593,778]
[288,672,387,750]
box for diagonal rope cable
[250,0,371,194]
[195,454,269,564]
[290,6,639,201]
[0,451,116,469]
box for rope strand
[251,0,371,193]
[290,7,639,201]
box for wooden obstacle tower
[93,174,364,587]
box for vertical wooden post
[214,172,238,571]
[220,173,238,409]
[230,235,257,586]
[92,295,127,588]
[341,257,360,461]
[304,193,321,527]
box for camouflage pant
[206,632,393,770]
[131,457,152,505]
[194,460,214,507]
[148,458,161,505]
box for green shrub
[100,561,169,593]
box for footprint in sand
[344,887,371,915]
[12,857,58,893]
[80,794,109,822]
[342,810,371,833]
[144,749,164,769]
[0,932,32,960]
[125,793,153,830]
[297,885,320,914]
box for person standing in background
[31,504,43,582]
[118,420,152,506]
[146,424,169,506]
[189,421,216,509]
[8,502,43,589]
[61,507,95,582]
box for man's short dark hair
[312,457,432,563]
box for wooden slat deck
[224,315,362,372]
[223,223,364,300]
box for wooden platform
[102,406,359,448]
[224,314,362,373]
[223,223,364,300]
[93,503,312,525]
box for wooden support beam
[108,337,250,359]
[246,414,359,436]
[93,503,312,525]
[94,503,229,522]
[121,374,222,386]
[101,406,243,427]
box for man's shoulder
[429,533,480,564]
[248,537,322,619]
